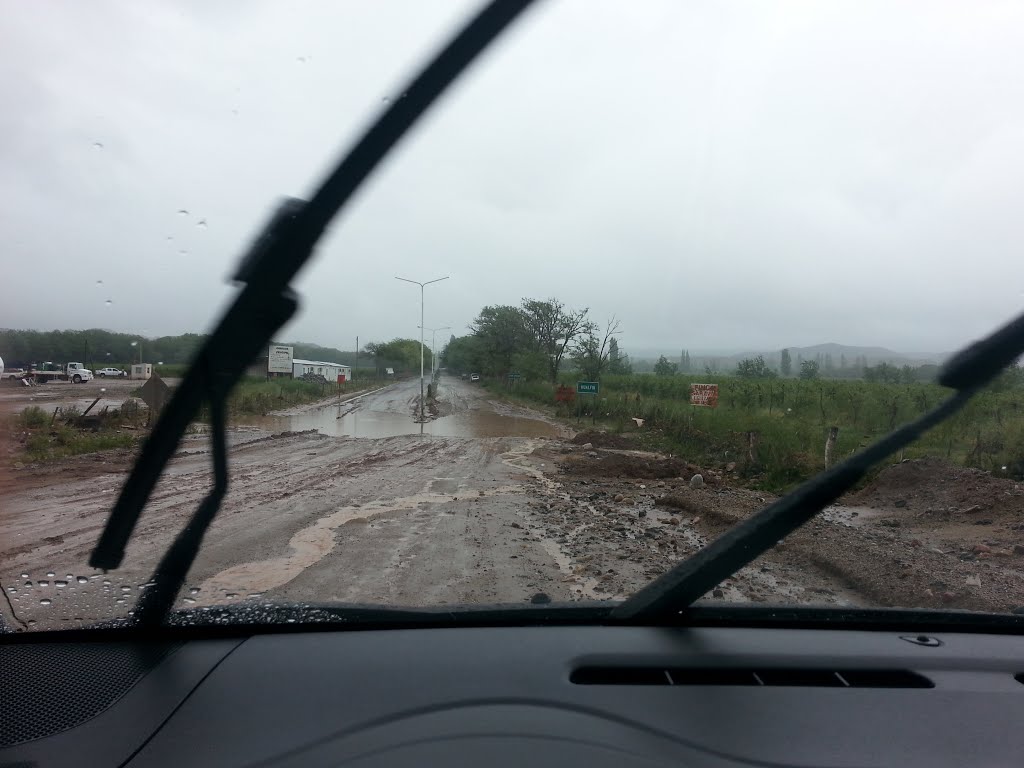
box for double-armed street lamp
[395,276,449,421]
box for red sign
[690,383,719,408]
[337,374,347,383]
[555,385,576,403]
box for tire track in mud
[191,439,541,606]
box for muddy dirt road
[3,376,1024,632]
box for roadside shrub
[18,406,48,428]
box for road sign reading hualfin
[690,383,719,407]
[577,381,599,395]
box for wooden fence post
[825,426,839,468]
[746,430,760,466]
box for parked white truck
[27,362,94,384]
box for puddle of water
[241,405,559,439]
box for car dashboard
[3,622,1023,767]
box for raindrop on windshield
[196,219,207,228]
[96,279,103,286]
[23,580,32,587]
[188,587,200,594]
[102,579,111,586]
[46,572,55,578]
[20,573,27,579]
[105,299,113,306]
[296,56,307,63]
[382,96,391,104]
[178,249,188,255]
[92,142,104,150]
[38,580,49,587]
[77,576,88,584]
[225,593,239,599]
[177,209,189,216]
[55,580,68,588]
[120,585,132,592]
[39,599,52,606]
[183,597,196,604]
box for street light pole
[419,325,451,378]
[396,276,448,421]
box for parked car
[96,367,127,378]
[470,373,480,382]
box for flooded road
[242,376,562,439]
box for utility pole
[395,276,449,421]
[355,335,359,380]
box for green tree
[654,355,678,376]
[780,348,792,376]
[607,336,632,375]
[736,355,777,379]
[470,305,533,376]
[520,298,589,382]
[570,317,621,381]
[799,359,820,380]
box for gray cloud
[3,0,1023,357]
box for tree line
[0,327,422,373]
[443,298,632,382]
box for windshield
[3,1,1024,633]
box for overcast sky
[3,1,1024,356]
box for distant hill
[629,342,948,372]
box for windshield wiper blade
[88,0,538,625]
[612,310,1024,622]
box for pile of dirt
[571,431,635,449]
[851,458,1024,519]
[564,451,701,480]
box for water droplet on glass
[178,249,188,255]
[196,219,207,228]
[382,96,390,104]
[286,618,296,623]
[39,598,52,606]
[105,299,113,306]
[225,592,238,599]
[24,580,32,587]
[248,593,263,599]
[115,598,125,604]
[177,209,189,216]
[46,572,55,578]
[66,574,73,580]
[39,580,49,587]
[55,580,68,588]
[92,142,104,150]
[96,279,103,286]
[120,586,132,592]
[296,56,307,63]
[102,579,111,586]
[7,587,16,593]
[20,573,28,579]
[189,587,200,594]
[183,597,197,604]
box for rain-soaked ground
[240,376,562,439]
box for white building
[292,359,352,382]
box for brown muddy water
[240,404,559,439]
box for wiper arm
[89,0,538,625]
[612,311,1024,622]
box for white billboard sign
[268,345,294,373]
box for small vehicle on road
[96,367,127,378]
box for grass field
[492,374,1024,491]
